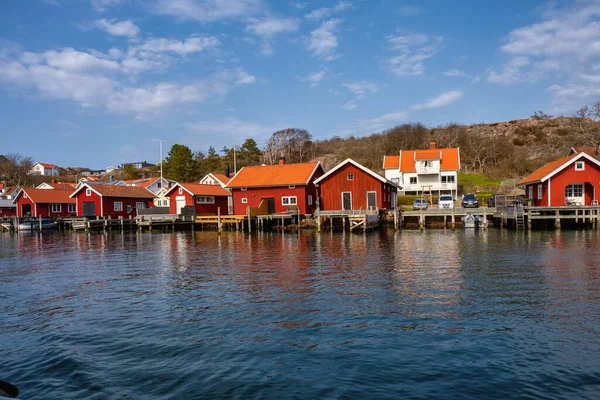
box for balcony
[415,165,440,174]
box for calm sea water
[2,229,600,399]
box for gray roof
[0,199,16,208]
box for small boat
[18,218,58,231]
[462,214,479,228]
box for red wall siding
[545,159,600,206]
[0,206,16,217]
[16,195,76,217]
[317,164,396,210]
[167,190,229,215]
[76,190,102,216]
[527,182,551,207]
[232,186,316,215]
[101,197,154,218]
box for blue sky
[0,0,597,168]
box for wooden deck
[495,205,600,229]
[400,207,494,229]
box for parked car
[412,198,428,210]
[488,194,497,208]
[462,194,479,208]
[438,195,455,209]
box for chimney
[110,175,114,183]
[279,157,286,165]
[429,141,437,149]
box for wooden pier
[400,207,493,229]
[315,210,382,232]
[494,205,600,230]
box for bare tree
[575,105,591,133]
[592,101,600,121]
[263,128,313,164]
[0,153,34,187]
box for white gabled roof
[314,158,398,187]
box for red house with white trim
[226,160,324,215]
[70,183,155,217]
[314,158,398,211]
[164,183,231,215]
[519,148,600,206]
[13,188,76,217]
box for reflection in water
[2,229,600,399]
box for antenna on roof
[159,140,163,185]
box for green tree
[164,144,195,182]
[122,164,141,179]
[202,146,221,173]
[239,138,262,167]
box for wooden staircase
[515,205,525,229]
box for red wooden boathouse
[226,160,324,215]
[314,158,398,211]
[70,183,155,217]
[13,188,77,217]
[519,148,600,207]
[164,183,231,215]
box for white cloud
[246,17,299,37]
[133,36,220,55]
[356,110,410,132]
[410,90,464,111]
[487,2,600,111]
[341,101,356,110]
[91,0,124,12]
[305,1,351,21]
[94,19,139,38]
[153,0,262,22]
[385,33,443,76]
[342,81,381,98]
[442,69,466,77]
[184,117,284,147]
[300,68,328,87]
[471,76,481,84]
[308,18,342,60]
[0,44,254,119]
[245,17,300,56]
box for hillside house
[518,148,600,207]
[384,142,460,198]
[36,181,77,190]
[165,183,231,215]
[226,159,324,215]
[122,161,155,169]
[314,159,398,211]
[70,183,155,217]
[29,162,59,176]
[13,188,76,217]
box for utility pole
[233,147,237,175]
[160,140,163,183]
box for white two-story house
[29,162,59,176]
[383,142,460,198]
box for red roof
[166,183,231,197]
[518,154,578,185]
[37,162,57,168]
[18,188,75,204]
[49,182,76,190]
[383,148,460,172]
[4,187,17,197]
[211,173,231,185]
[73,184,155,199]
[227,162,322,188]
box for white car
[438,195,455,209]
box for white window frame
[241,187,247,191]
[528,185,533,199]
[575,161,585,171]
[136,202,146,209]
[114,201,123,212]
[409,177,417,185]
[51,204,62,213]
[289,185,296,189]
[86,188,91,196]
[241,198,248,204]
[537,184,543,200]
[68,204,76,213]
[24,193,28,199]
[441,175,455,184]
[157,200,162,206]
[308,195,313,206]
[282,196,297,206]
[178,188,183,195]
[347,174,354,181]
[196,196,215,204]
